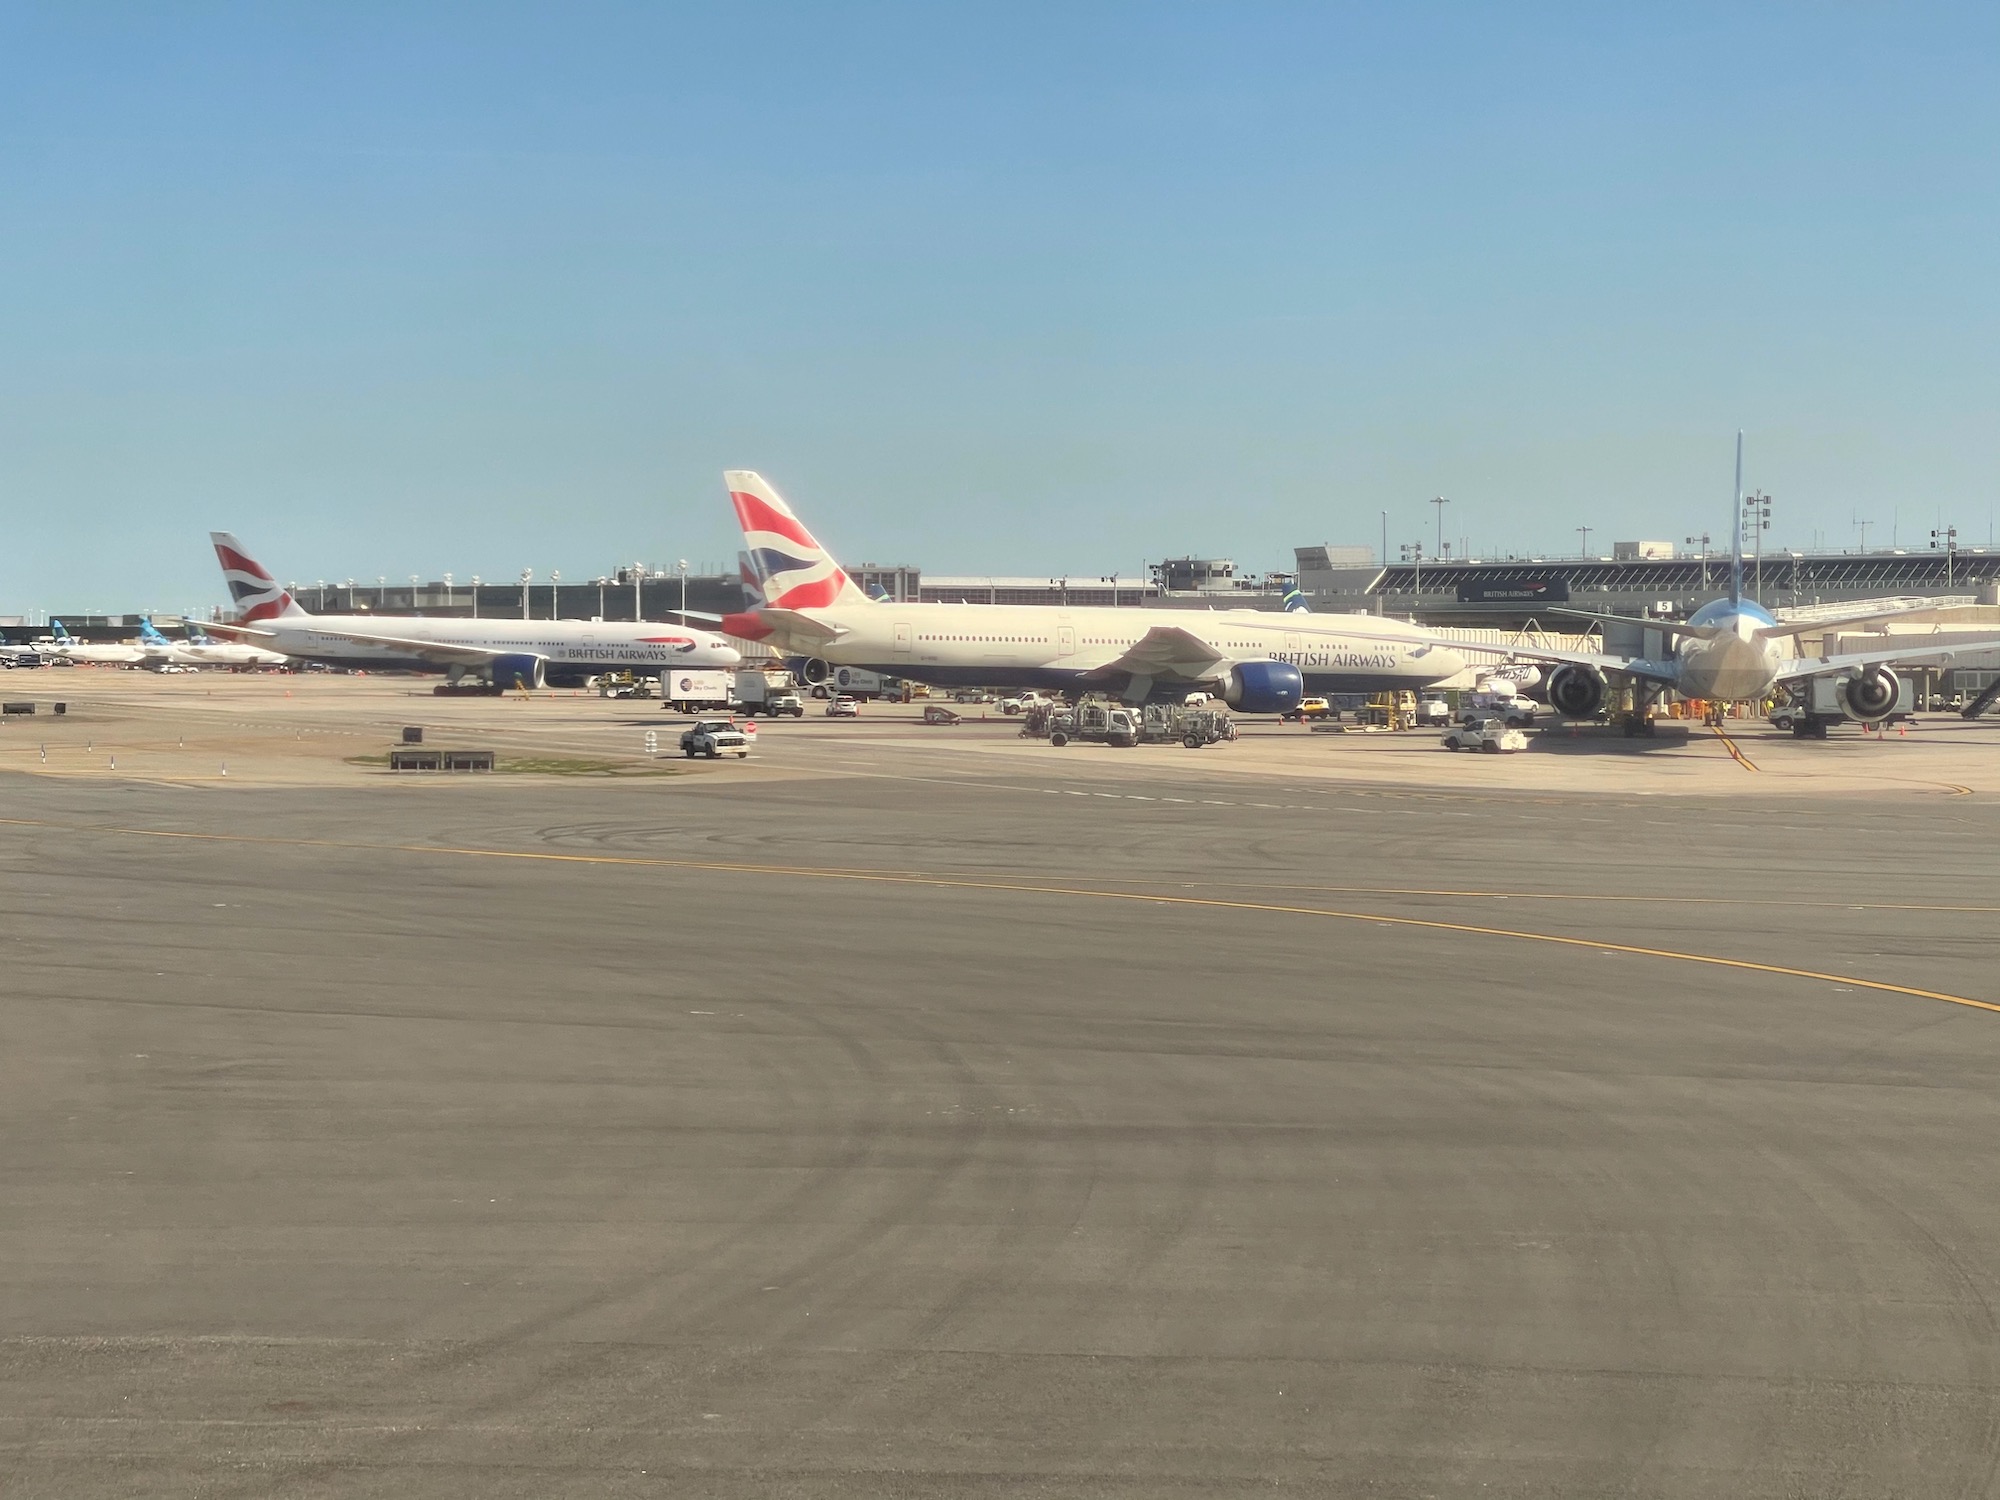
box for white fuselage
[183,639,288,669]
[751,602,1465,695]
[1671,601,1786,702]
[35,639,144,666]
[246,613,740,679]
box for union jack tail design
[736,550,765,608]
[209,532,307,622]
[724,472,871,610]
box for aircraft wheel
[1050,732,1069,747]
[1482,739,1501,753]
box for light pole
[1400,541,1424,606]
[1380,511,1388,567]
[520,568,532,620]
[1102,573,1119,608]
[633,563,646,622]
[471,576,481,619]
[1575,525,1592,558]
[1932,525,1958,589]
[410,575,419,611]
[377,576,386,609]
[1742,490,1772,602]
[677,559,689,621]
[596,576,606,618]
[551,570,560,620]
[1431,496,1450,558]
[1685,533,1711,590]
[444,573,453,613]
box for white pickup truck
[680,719,749,759]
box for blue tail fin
[50,619,69,639]
[1282,587,1311,613]
[138,618,170,645]
[1729,430,1744,608]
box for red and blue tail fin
[210,533,307,622]
[723,472,872,610]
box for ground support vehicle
[662,669,733,713]
[679,719,749,758]
[1280,696,1333,723]
[1047,702,1139,748]
[825,695,860,718]
[1770,673,1916,737]
[595,672,655,700]
[1140,702,1238,748]
[1441,718,1528,753]
[735,669,804,717]
[1000,692,1053,716]
[922,704,964,725]
[801,665,886,700]
[1456,689,1537,728]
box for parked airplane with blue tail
[1467,436,2000,736]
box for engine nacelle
[797,657,834,686]
[1840,665,1899,723]
[488,654,546,690]
[1217,659,1305,715]
[1545,662,1607,718]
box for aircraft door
[893,621,912,654]
[1284,632,1303,658]
[1058,623,1076,657]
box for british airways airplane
[1477,437,2000,735]
[716,471,1466,710]
[205,533,740,687]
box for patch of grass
[346,753,390,766]
[496,756,683,777]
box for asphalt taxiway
[3,675,1999,1496]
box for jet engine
[1839,665,1899,724]
[797,657,834,686]
[488,654,547,690]
[1216,659,1305,715]
[1544,662,1607,719]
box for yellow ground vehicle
[1281,696,1332,722]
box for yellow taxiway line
[4,816,1995,1018]
[1710,724,1761,771]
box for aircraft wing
[1774,636,2000,683]
[201,621,280,640]
[736,608,849,646]
[1548,608,1726,641]
[258,624,532,668]
[1439,636,1682,687]
[1086,626,1227,682]
[1759,602,1962,640]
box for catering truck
[735,669,804,717]
[660,669,733,713]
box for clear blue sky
[4,3,1996,615]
